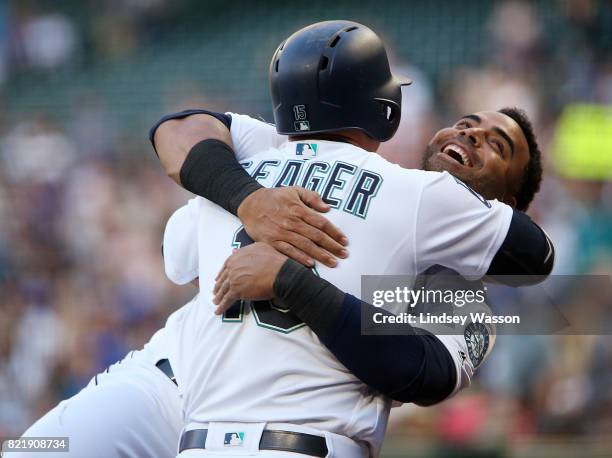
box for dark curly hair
[498,107,543,211]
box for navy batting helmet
[269,20,411,142]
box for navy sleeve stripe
[149,109,232,155]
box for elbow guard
[179,139,262,215]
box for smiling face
[422,111,530,207]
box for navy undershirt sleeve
[487,209,555,283]
[319,294,456,404]
[149,109,232,155]
[274,260,456,404]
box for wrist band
[179,139,263,215]
[273,259,345,336]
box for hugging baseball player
[15,20,553,458]
[152,20,553,457]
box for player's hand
[213,243,287,315]
[236,186,348,268]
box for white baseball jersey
[162,113,510,455]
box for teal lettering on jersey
[248,159,383,219]
[274,160,303,187]
[252,160,280,181]
[344,170,383,219]
[301,161,330,193]
[321,161,357,209]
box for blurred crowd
[0,0,611,455]
[0,116,193,432]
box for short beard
[421,144,439,171]
[419,144,497,200]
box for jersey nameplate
[247,159,382,219]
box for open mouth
[442,143,472,167]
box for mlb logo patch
[294,120,311,131]
[224,432,245,446]
[296,143,318,158]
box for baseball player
[15,21,552,457]
[152,21,553,457]
[15,100,545,458]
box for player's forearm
[273,260,455,404]
[179,139,263,215]
[151,113,262,215]
[153,113,234,185]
